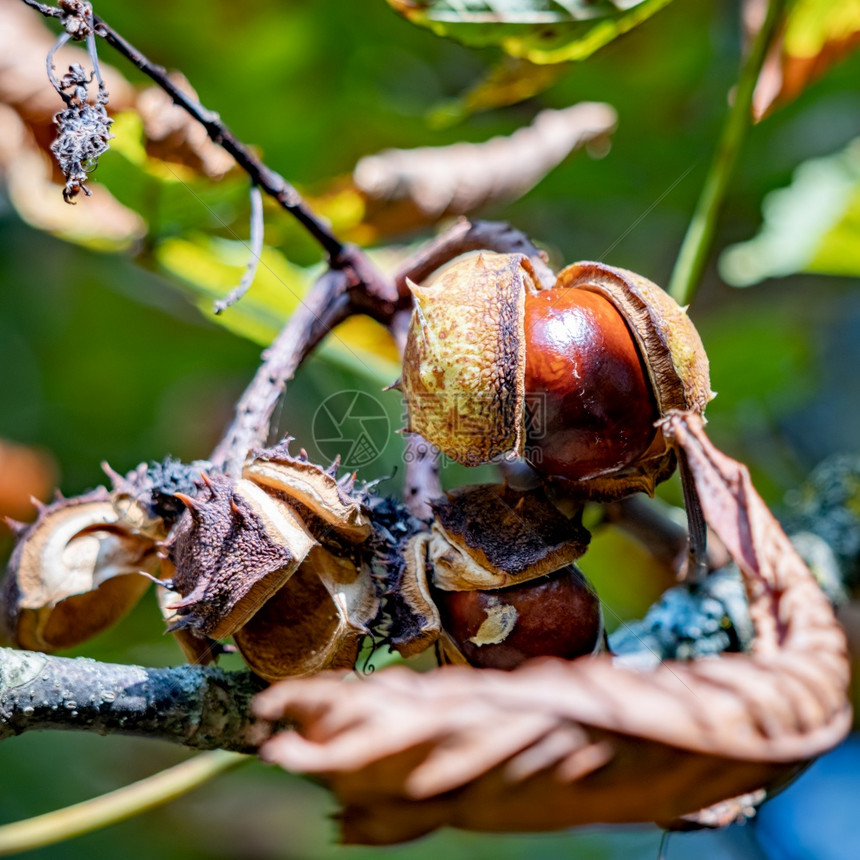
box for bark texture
[0,648,271,752]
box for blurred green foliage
[1,0,860,857]
[385,0,674,64]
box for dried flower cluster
[50,61,112,202]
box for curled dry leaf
[1,490,156,651]
[135,74,235,179]
[348,103,616,238]
[254,412,850,845]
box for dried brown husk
[556,262,712,417]
[234,544,378,680]
[401,252,538,465]
[428,484,589,591]
[167,475,317,639]
[550,261,713,500]
[383,531,442,659]
[243,443,371,544]
[2,491,156,651]
[155,559,217,665]
[254,413,850,845]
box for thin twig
[90,17,346,262]
[0,751,248,856]
[667,0,786,305]
[21,0,61,17]
[393,218,555,295]
[214,184,265,315]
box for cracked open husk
[400,252,713,499]
[2,490,156,651]
[234,544,378,680]
[428,483,590,592]
[164,446,379,678]
[401,252,538,465]
[166,473,318,639]
[553,261,713,499]
[389,484,593,661]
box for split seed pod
[234,545,377,680]
[166,474,318,640]
[2,491,156,651]
[400,252,712,499]
[428,483,591,592]
[166,444,378,679]
[393,483,599,667]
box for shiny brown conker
[523,288,659,482]
[433,565,602,670]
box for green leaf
[719,138,860,286]
[155,234,312,344]
[96,113,248,239]
[155,235,400,386]
[427,56,570,127]
[387,0,674,64]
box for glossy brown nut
[434,565,602,670]
[524,287,658,481]
[399,253,712,501]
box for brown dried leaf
[135,75,235,178]
[342,103,616,239]
[2,491,155,651]
[254,413,850,844]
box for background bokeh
[1,0,859,857]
